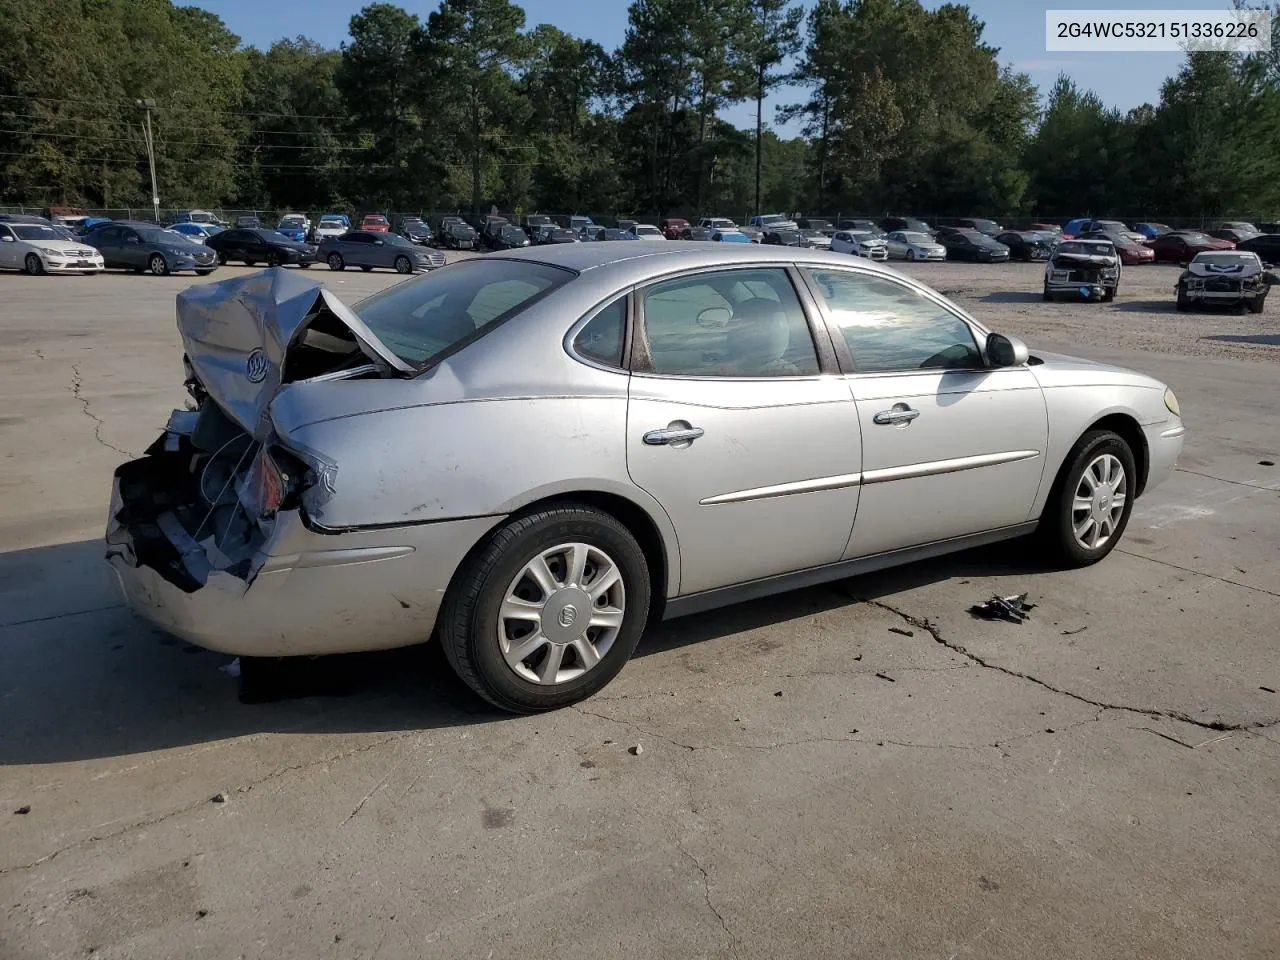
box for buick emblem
[558,605,578,628]
[245,348,270,384]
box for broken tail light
[238,447,288,518]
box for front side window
[807,270,982,374]
[353,259,572,369]
[572,296,627,368]
[639,268,820,378]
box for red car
[360,214,390,232]
[1080,231,1155,265]
[660,217,690,240]
[1148,230,1233,262]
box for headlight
[40,247,65,258]
[1163,388,1180,417]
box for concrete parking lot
[1,254,1278,959]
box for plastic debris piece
[888,626,914,637]
[210,792,227,804]
[629,744,643,756]
[969,593,1037,623]
[14,805,30,815]
[219,657,241,678]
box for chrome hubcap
[498,542,625,685]
[1072,453,1127,550]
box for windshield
[802,230,824,238]
[364,216,388,224]
[1178,232,1209,242]
[319,219,345,228]
[901,232,930,243]
[136,228,184,243]
[1195,252,1256,266]
[635,226,661,236]
[449,224,474,237]
[352,260,573,369]
[501,226,525,241]
[1056,241,1113,255]
[759,215,787,225]
[279,217,305,227]
[13,225,60,241]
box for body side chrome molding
[662,522,1040,619]
[699,472,863,505]
[861,449,1040,485]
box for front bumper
[42,256,104,272]
[105,470,500,657]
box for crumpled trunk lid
[176,269,413,440]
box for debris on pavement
[13,805,30,815]
[1261,686,1276,694]
[874,672,896,683]
[1061,626,1088,636]
[219,657,241,678]
[888,626,914,637]
[629,744,644,756]
[210,792,228,804]
[969,593,1036,623]
[773,690,783,697]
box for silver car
[105,245,1184,712]
[319,230,445,274]
[884,230,947,261]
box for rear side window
[353,260,573,370]
[808,270,982,374]
[573,296,627,368]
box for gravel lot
[1,254,1278,960]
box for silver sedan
[105,245,1185,712]
[318,230,445,274]
[884,230,947,261]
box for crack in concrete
[850,593,1279,734]
[677,841,737,957]
[1115,548,1280,599]
[70,363,133,458]
[1175,467,1280,492]
[0,732,408,876]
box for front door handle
[873,405,920,426]
[643,426,705,445]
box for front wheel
[1036,429,1136,567]
[216,250,228,265]
[438,505,651,713]
[1102,285,1116,302]
[195,270,214,276]
[327,253,344,271]
[1042,283,1051,302]
[24,253,43,276]
[360,265,373,272]
[243,259,256,267]
[394,254,412,274]
[1247,293,1266,314]
[906,249,916,261]
[299,262,312,269]
[1176,288,1190,312]
[149,254,169,276]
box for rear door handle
[643,426,705,445]
[873,405,920,425]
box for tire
[1176,289,1190,312]
[1036,429,1137,567]
[1102,285,1116,302]
[149,254,169,276]
[438,505,652,713]
[1042,283,1051,302]
[216,250,228,265]
[360,265,373,272]
[299,262,311,269]
[906,249,916,261]
[327,253,344,271]
[266,252,279,268]
[1247,293,1266,314]
[24,253,43,276]
[394,255,412,274]
[195,270,214,276]
[244,259,256,267]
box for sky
[191,0,1241,132]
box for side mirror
[0,236,12,242]
[987,332,1029,367]
[126,236,139,244]
[696,307,731,329]
[374,239,384,245]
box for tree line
[1,0,1278,222]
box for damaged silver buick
[107,244,1184,713]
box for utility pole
[755,63,764,219]
[137,99,159,222]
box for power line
[0,128,369,150]
[0,111,377,138]
[0,92,355,121]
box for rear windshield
[353,260,573,370]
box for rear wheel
[360,265,373,272]
[148,254,169,276]
[394,254,412,274]
[1176,288,1190,312]
[216,250,228,265]
[265,252,280,268]
[195,270,214,276]
[24,253,43,276]
[243,259,256,267]
[1036,429,1136,567]
[438,505,651,713]
[327,253,344,271]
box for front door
[802,267,1049,559]
[118,227,146,268]
[0,225,17,269]
[626,266,862,596]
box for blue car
[168,222,223,242]
[276,215,309,243]
[712,230,753,243]
[1133,222,1172,240]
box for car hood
[176,270,413,440]
[1187,258,1261,278]
[1028,351,1165,391]
[1051,251,1117,268]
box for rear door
[626,265,862,596]
[802,267,1048,559]
[342,232,375,266]
[0,224,17,269]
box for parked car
[1215,221,1259,236]
[1133,222,1172,240]
[1148,231,1234,262]
[712,229,753,244]
[84,220,218,275]
[1062,218,1145,243]
[799,229,832,251]
[880,217,932,235]
[679,226,714,241]
[700,217,739,234]
[1235,232,1280,262]
[312,214,349,243]
[797,218,835,235]
[600,228,639,241]
[397,217,433,245]
[631,224,664,240]
[441,221,479,250]
[579,225,607,242]
[1080,230,1155,265]
[762,228,808,247]
[1043,238,1120,301]
[0,213,52,225]
[537,226,579,244]
[556,215,594,233]
[995,231,1055,261]
[1061,217,1093,239]
[616,220,639,234]
[829,230,889,260]
[660,218,691,240]
[1029,223,1064,236]
[319,231,445,273]
[235,215,262,229]
[521,214,554,238]
[168,222,224,244]
[838,218,884,235]
[1207,228,1256,245]
[276,214,309,243]
[737,225,764,243]
[1176,250,1275,313]
[0,220,104,274]
[883,230,946,261]
[1258,222,1280,234]
[171,209,225,227]
[486,224,532,251]
[936,228,1010,263]
[956,218,1003,236]
[752,213,798,231]
[205,228,315,269]
[479,217,513,250]
[45,205,88,231]
[360,214,390,233]
[105,244,1185,714]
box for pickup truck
[750,213,798,231]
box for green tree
[741,0,802,216]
